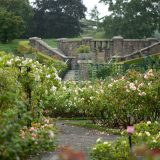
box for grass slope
[120,53,160,65]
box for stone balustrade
[57,36,159,61]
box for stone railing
[112,41,160,61]
[57,36,159,61]
[29,37,68,61]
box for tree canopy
[0,9,25,43]
[0,0,33,38]
[100,0,160,38]
[30,0,87,38]
[0,0,33,21]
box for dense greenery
[45,69,160,127]
[101,0,160,38]
[30,0,87,38]
[76,45,90,54]
[0,10,25,43]
[0,0,33,38]
[91,121,160,159]
[0,0,87,41]
[0,52,61,159]
[89,54,160,79]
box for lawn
[0,39,58,54]
[0,40,21,53]
[43,39,58,48]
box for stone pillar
[82,37,93,48]
[56,38,68,50]
[112,36,124,56]
[29,37,41,47]
[78,60,93,80]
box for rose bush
[91,121,160,160]
[46,69,160,127]
[0,52,60,159]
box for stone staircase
[112,41,160,61]
[29,37,67,61]
[63,70,76,81]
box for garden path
[31,120,118,160]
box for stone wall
[113,41,160,61]
[57,36,160,61]
[57,37,93,57]
[29,37,68,61]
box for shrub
[91,121,160,160]
[0,52,60,159]
[0,109,57,160]
[76,45,90,53]
[91,138,130,160]
[46,69,160,127]
[45,81,84,117]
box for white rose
[46,74,51,78]
[50,86,57,92]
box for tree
[0,0,33,37]
[31,0,87,38]
[89,5,101,28]
[0,10,25,43]
[100,0,160,38]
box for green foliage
[76,45,90,53]
[94,64,113,79]
[93,31,106,39]
[89,5,101,29]
[101,0,160,38]
[0,109,57,160]
[0,0,33,38]
[91,121,160,160]
[30,0,87,38]
[91,138,130,160]
[0,10,25,43]
[0,67,21,110]
[132,121,160,149]
[46,70,160,127]
[0,0,33,22]
[44,82,82,117]
[89,55,160,79]
[0,52,60,159]
[80,18,105,38]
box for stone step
[63,70,76,81]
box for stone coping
[112,41,160,59]
[77,60,93,64]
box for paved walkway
[31,120,118,160]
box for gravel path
[31,120,118,160]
